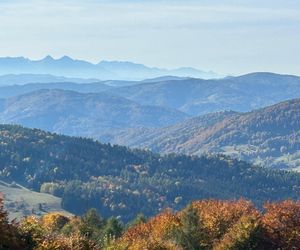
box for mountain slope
[0,89,189,137]
[107,99,300,170]
[106,72,300,116]
[103,111,237,147]
[0,56,219,80]
[0,124,299,221]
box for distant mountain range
[1,72,299,116]
[0,72,300,170]
[0,56,220,81]
[0,89,189,137]
[107,99,300,170]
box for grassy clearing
[0,180,72,221]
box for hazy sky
[0,0,300,75]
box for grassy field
[0,180,72,221]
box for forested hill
[107,99,300,170]
[0,124,299,221]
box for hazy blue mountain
[0,89,189,137]
[141,75,188,83]
[0,82,113,99]
[100,79,141,87]
[98,61,219,80]
[105,99,300,170]
[0,74,100,86]
[106,72,300,116]
[0,98,5,112]
[168,67,218,79]
[0,77,185,99]
[0,56,220,80]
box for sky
[0,0,300,75]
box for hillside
[107,99,300,170]
[0,89,189,137]
[106,72,300,116]
[0,124,299,221]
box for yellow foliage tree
[41,212,70,232]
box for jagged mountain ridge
[0,56,219,80]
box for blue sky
[0,0,300,75]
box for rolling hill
[106,72,300,116]
[106,99,300,170]
[0,82,113,99]
[1,72,299,117]
[0,89,189,137]
[0,124,299,221]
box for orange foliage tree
[191,199,259,248]
[112,209,180,249]
[262,200,300,249]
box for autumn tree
[213,215,263,250]
[191,199,258,248]
[113,209,180,249]
[41,212,70,232]
[262,200,300,249]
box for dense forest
[1,197,299,249]
[111,99,300,170]
[0,124,299,222]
